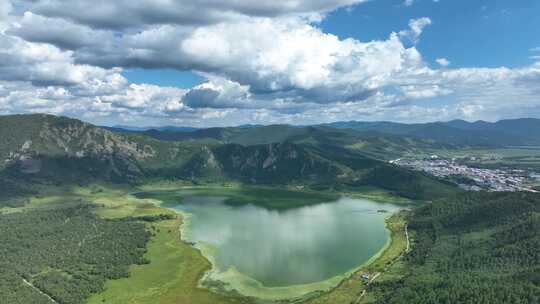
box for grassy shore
[340,186,415,205]
[302,212,408,304]
[86,216,251,304]
[134,183,340,210]
[137,180,412,206]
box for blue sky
[322,0,540,68]
[122,69,203,88]
[2,0,540,127]
[122,0,540,90]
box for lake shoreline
[303,211,409,304]
[142,186,408,301]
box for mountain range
[0,114,458,206]
[3,114,538,304]
[110,118,540,148]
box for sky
[0,0,539,127]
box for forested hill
[109,123,450,158]
[0,114,457,207]
[371,191,540,304]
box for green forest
[370,192,540,304]
[0,204,151,304]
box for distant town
[391,156,539,193]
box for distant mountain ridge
[321,118,540,147]
[106,123,265,133]
[108,118,540,148]
[105,125,199,133]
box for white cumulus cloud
[436,58,450,67]
[0,0,539,126]
[399,17,432,44]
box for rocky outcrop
[39,119,155,160]
[0,115,156,182]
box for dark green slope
[178,141,457,199]
[210,142,349,184]
[126,124,307,145]
[114,124,449,160]
[371,191,540,304]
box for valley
[1,114,539,304]
[3,2,540,303]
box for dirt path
[354,224,410,304]
[22,278,58,304]
[353,272,381,303]
[405,224,410,253]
